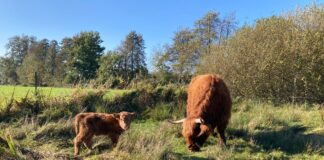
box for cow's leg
[212,129,218,137]
[109,134,120,147]
[216,125,227,146]
[196,132,209,147]
[184,136,200,152]
[196,125,211,147]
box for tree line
[0,31,146,87]
[0,10,236,88]
[0,3,323,102]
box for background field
[0,86,323,159]
[0,85,129,105]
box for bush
[197,4,324,103]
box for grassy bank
[0,86,323,159]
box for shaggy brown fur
[170,74,231,151]
[73,111,135,156]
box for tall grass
[0,86,323,159]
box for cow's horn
[194,118,204,124]
[168,118,185,124]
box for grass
[0,86,323,159]
[0,85,129,106]
[103,89,132,100]
[0,85,72,99]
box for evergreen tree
[39,40,60,85]
[56,38,73,83]
[118,31,147,82]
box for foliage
[153,11,236,83]
[65,31,105,83]
[0,31,105,86]
[0,35,36,84]
[195,11,221,55]
[55,38,73,85]
[0,57,18,84]
[96,31,148,87]
[18,39,51,86]
[170,29,200,82]
[118,31,147,82]
[198,4,324,102]
[96,51,125,88]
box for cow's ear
[130,112,136,116]
[113,113,120,119]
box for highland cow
[74,111,136,156]
[169,74,232,151]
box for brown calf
[74,111,135,156]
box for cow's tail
[75,109,87,135]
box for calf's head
[113,112,136,130]
[169,117,212,151]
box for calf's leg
[109,134,120,147]
[74,127,90,156]
[83,133,94,150]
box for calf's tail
[75,115,81,134]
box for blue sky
[0,0,321,63]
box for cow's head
[113,112,136,130]
[169,117,213,151]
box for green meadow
[0,85,72,99]
[0,85,129,104]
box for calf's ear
[112,113,120,119]
[130,112,136,116]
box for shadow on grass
[253,125,324,154]
[227,125,324,155]
[92,142,114,152]
[166,152,216,160]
